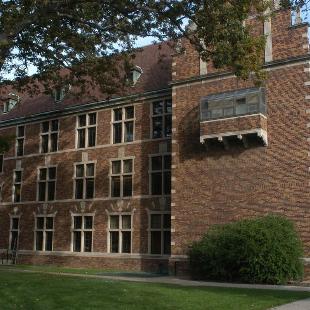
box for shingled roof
[0,42,173,122]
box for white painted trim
[200,113,267,124]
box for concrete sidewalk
[270,298,310,309]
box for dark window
[35,216,54,252]
[112,106,134,144]
[10,217,19,251]
[0,154,3,173]
[150,214,171,255]
[38,167,56,201]
[150,155,171,195]
[109,215,131,253]
[77,113,97,148]
[75,163,95,199]
[72,215,93,252]
[152,100,172,139]
[16,126,25,157]
[111,159,133,197]
[13,170,22,203]
[41,120,59,153]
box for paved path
[270,298,310,309]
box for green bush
[189,215,304,284]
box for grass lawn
[0,269,309,310]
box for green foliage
[189,215,304,284]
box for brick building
[0,6,309,276]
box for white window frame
[34,215,55,252]
[148,211,171,255]
[12,169,22,203]
[71,213,95,252]
[75,112,97,149]
[111,105,135,144]
[40,119,59,153]
[73,162,96,200]
[9,215,20,251]
[15,125,25,157]
[109,157,134,198]
[37,166,57,202]
[107,213,133,254]
[150,99,172,139]
[148,153,171,196]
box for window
[3,94,19,113]
[127,66,142,86]
[109,214,132,253]
[0,154,3,173]
[151,99,172,139]
[76,113,97,148]
[40,120,59,153]
[72,215,93,252]
[37,167,56,201]
[53,87,66,102]
[112,106,134,144]
[74,163,95,199]
[13,170,22,203]
[149,155,171,195]
[149,213,171,255]
[16,125,25,156]
[200,88,266,121]
[110,159,133,198]
[35,216,54,251]
[10,217,19,250]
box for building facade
[0,7,310,276]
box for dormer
[127,66,142,86]
[53,85,71,103]
[2,93,20,114]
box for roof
[0,42,173,123]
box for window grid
[112,106,135,144]
[74,163,95,199]
[16,125,25,157]
[10,217,19,251]
[34,216,54,251]
[149,213,171,255]
[37,167,57,202]
[151,99,172,139]
[71,215,94,252]
[13,169,22,203]
[110,159,133,198]
[108,214,132,253]
[40,119,59,153]
[149,154,171,196]
[76,113,97,149]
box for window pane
[88,113,97,125]
[151,231,161,254]
[114,108,122,121]
[17,126,24,137]
[46,217,54,229]
[151,172,162,195]
[113,123,122,144]
[151,214,161,229]
[0,154,3,173]
[36,217,44,229]
[151,156,162,171]
[85,179,94,199]
[164,155,171,170]
[122,215,131,229]
[122,231,131,253]
[124,121,133,142]
[110,215,119,229]
[47,181,55,201]
[125,106,134,119]
[15,171,21,182]
[77,129,86,148]
[84,216,93,229]
[163,171,171,195]
[123,175,132,197]
[165,100,172,114]
[110,231,119,253]
[48,167,56,179]
[88,127,96,147]
[76,165,84,177]
[17,139,24,156]
[36,231,43,251]
[123,159,132,173]
[163,214,171,229]
[14,184,21,202]
[153,101,163,115]
[78,115,86,127]
[51,120,59,131]
[86,164,94,177]
[112,161,121,174]
[42,122,49,133]
[111,176,120,197]
[74,216,82,229]
[10,231,18,250]
[163,231,171,255]
[73,231,81,252]
[12,218,19,230]
[84,231,92,252]
[40,168,47,180]
[235,98,247,115]
[75,179,84,199]
[152,116,163,139]
[45,231,53,251]
[41,135,48,153]
[50,133,58,152]
[164,115,172,137]
[38,182,46,201]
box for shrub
[189,215,304,284]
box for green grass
[0,269,309,310]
